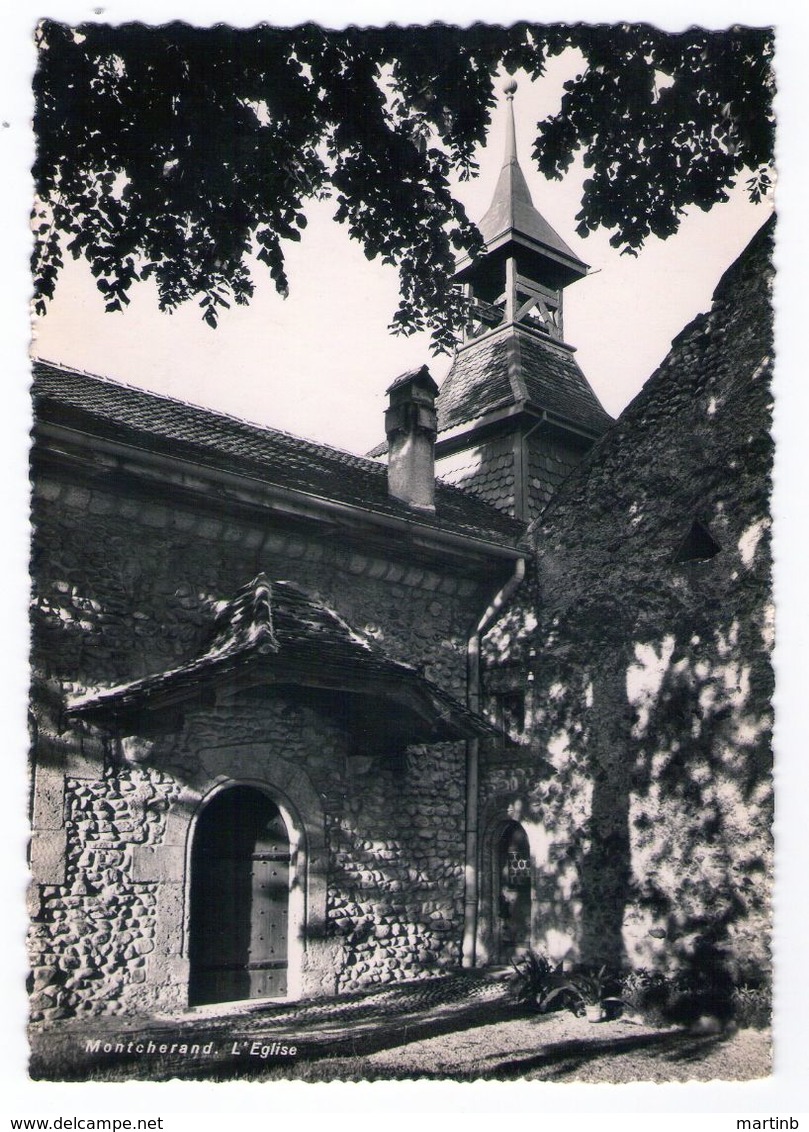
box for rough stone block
[32,770,65,830]
[88,493,114,516]
[171,510,198,532]
[196,517,223,539]
[131,844,185,883]
[30,829,67,885]
[241,527,265,549]
[36,479,62,502]
[349,553,369,575]
[63,486,91,511]
[263,531,289,554]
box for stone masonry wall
[29,471,489,1018]
[329,744,466,993]
[479,219,774,983]
[29,765,181,1020]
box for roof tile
[437,327,612,437]
[33,361,525,549]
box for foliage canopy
[33,21,774,351]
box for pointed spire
[485,79,535,217]
[466,78,587,286]
[503,77,518,166]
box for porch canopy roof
[68,574,500,753]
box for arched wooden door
[189,786,290,1006]
[496,821,532,963]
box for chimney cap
[385,364,438,398]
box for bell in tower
[434,79,612,523]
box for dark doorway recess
[497,821,532,963]
[189,786,290,1006]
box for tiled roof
[32,360,525,549]
[477,157,588,278]
[436,435,516,515]
[437,335,515,430]
[69,575,500,747]
[436,327,613,438]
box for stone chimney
[385,365,439,513]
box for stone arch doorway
[188,784,291,1006]
[495,820,532,963]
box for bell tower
[434,80,612,523]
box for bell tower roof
[456,80,588,290]
[432,80,611,523]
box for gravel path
[30,972,771,1083]
[362,1012,771,1083]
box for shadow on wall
[481,579,773,985]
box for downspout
[516,412,547,522]
[462,555,526,967]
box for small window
[673,519,721,563]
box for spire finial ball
[503,78,518,97]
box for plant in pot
[577,968,624,1023]
[545,964,624,1027]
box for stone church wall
[29,471,486,1018]
[479,220,774,983]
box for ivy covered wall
[480,218,774,983]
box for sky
[4,0,809,1120]
[31,48,770,455]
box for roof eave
[34,417,528,563]
[455,229,588,282]
[68,653,500,748]
[436,403,608,453]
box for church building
[28,87,773,1022]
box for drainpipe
[462,555,526,967]
[513,412,546,522]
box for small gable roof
[68,575,502,751]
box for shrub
[617,968,772,1029]
[731,984,772,1030]
[507,951,580,1014]
[617,968,671,1024]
